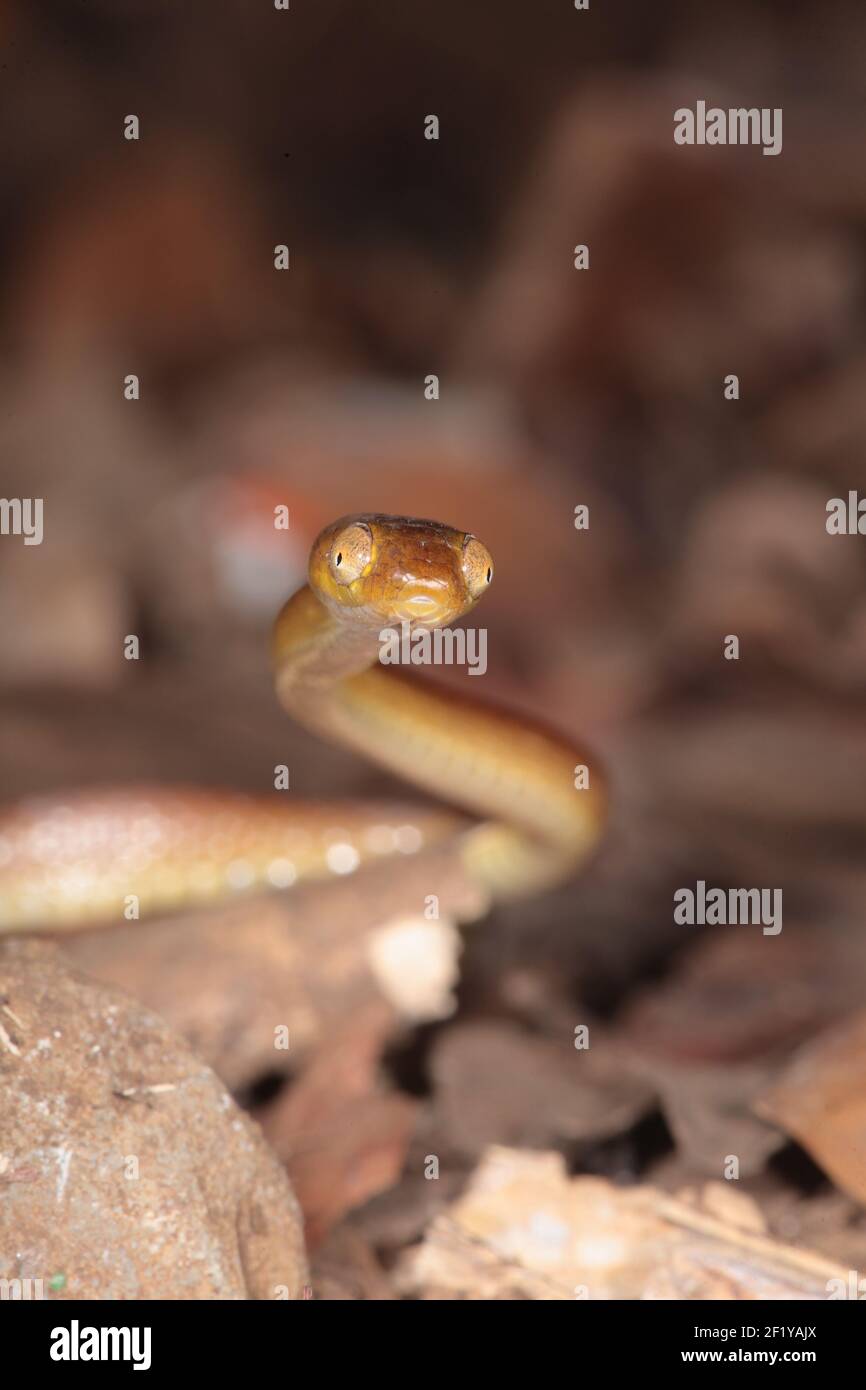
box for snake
[0,514,606,932]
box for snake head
[308,513,494,629]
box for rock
[0,943,308,1299]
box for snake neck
[273,586,380,697]
[272,584,606,896]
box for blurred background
[3,0,866,1287]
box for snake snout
[394,590,449,624]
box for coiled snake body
[0,515,605,932]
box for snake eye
[329,522,373,584]
[462,535,494,599]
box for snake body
[0,514,605,931]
